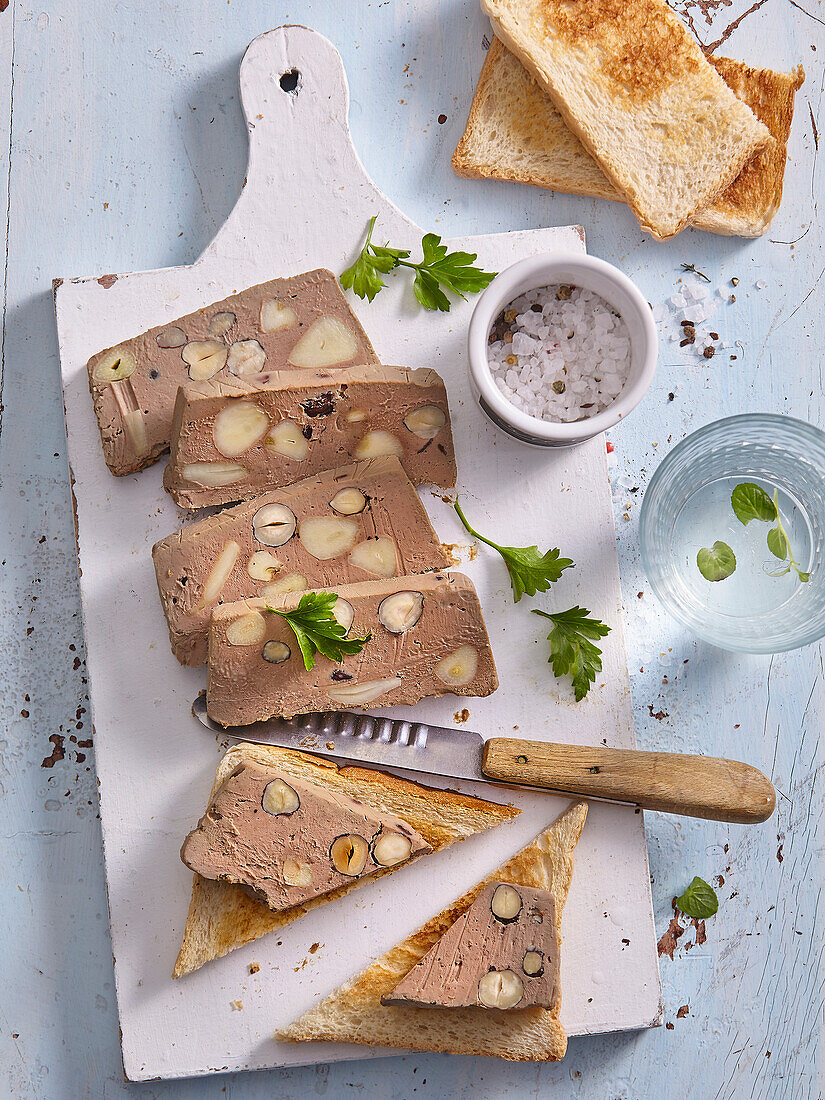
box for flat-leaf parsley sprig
[454,501,574,602]
[341,215,496,312]
[266,591,371,671]
[533,606,611,702]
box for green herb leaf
[412,267,452,312]
[454,501,574,601]
[767,525,788,560]
[340,216,410,302]
[728,487,812,584]
[401,233,497,311]
[341,216,496,312]
[676,876,719,920]
[731,482,777,525]
[266,591,371,672]
[696,541,737,582]
[532,606,611,701]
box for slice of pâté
[181,762,431,911]
[163,364,456,509]
[206,572,497,727]
[382,881,559,1010]
[152,455,449,666]
[87,268,377,475]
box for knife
[192,695,775,824]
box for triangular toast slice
[279,800,587,1062]
[453,38,803,238]
[173,743,520,978]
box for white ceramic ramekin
[467,253,658,447]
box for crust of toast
[695,56,804,235]
[480,0,773,238]
[279,800,587,1062]
[173,743,520,978]
[453,38,803,237]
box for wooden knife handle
[481,738,776,824]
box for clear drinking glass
[639,414,825,653]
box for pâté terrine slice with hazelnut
[206,572,497,726]
[86,268,378,476]
[180,761,431,911]
[383,881,559,1010]
[153,455,449,667]
[163,363,457,509]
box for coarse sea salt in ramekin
[487,284,632,423]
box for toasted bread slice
[173,744,520,978]
[279,800,587,1062]
[697,56,804,236]
[480,0,773,239]
[453,38,803,237]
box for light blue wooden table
[1,2,822,1096]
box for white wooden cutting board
[54,26,661,1082]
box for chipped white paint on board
[54,27,660,1082]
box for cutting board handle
[482,738,775,823]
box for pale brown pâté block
[163,364,457,509]
[152,456,449,666]
[206,572,497,726]
[383,881,559,1010]
[86,268,378,476]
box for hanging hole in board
[279,70,301,95]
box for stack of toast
[454,0,804,238]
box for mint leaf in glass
[676,876,718,920]
[731,482,777,525]
[767,525,788,560]
[697,541,736,582]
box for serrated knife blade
[192,693,484,782]
[190,694,777,824]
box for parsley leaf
[340,216,495,311]
[340,215,410,302]
[401,233,496,312]
[676,876,718,920]
[454,501,574,601]
[266,591,371,671]
[532,606,611,701]
[731,482,777,525]
[696,540,736,582]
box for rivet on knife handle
[481,738,776,824]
